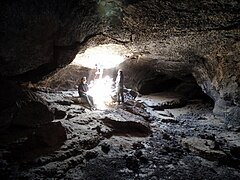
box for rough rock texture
[181,137,226,161]
[0,1,239,122]
[1,1,240,178]
[26,121,67,148]
[0,0,101,80]
[37,65,90,90]
[1,90,240,179]
[0,79,54,129]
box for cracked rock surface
[0,89,240,179]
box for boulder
[27,121,67,148]
[225,106,240,128]
[12,101,53,128]
[181,137,226,161]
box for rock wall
[0,0,101,80]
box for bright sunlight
[72,44,131,109]
[88,76,115,110]
[71,44,129,69]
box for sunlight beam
[72,44,131,109]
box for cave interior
[0,0,240,179]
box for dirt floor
[0,91,240,179]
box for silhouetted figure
[94,64,100,80]
[94,63,103,81]
[78,77,95,110]
[115,70,124,104]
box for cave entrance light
[71,44,129,69]
[71,44,131,109]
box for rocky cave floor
[1,90,240,180]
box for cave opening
[72,44,129,69]
[36,43,215,111]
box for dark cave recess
[138,74,214,105]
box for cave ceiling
[0,0,238,77]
